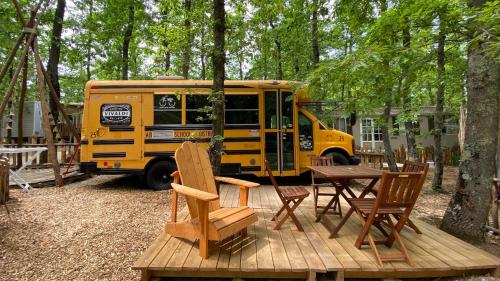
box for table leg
[315,182,347,222]
[358,178,379,198]
[324,178,379,238]
[328,207,355,238]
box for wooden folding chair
[264,160,309,231]
[349,171,425,266]
[310,155,342,220]
[360,160,429,234]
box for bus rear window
[154,94,181,124]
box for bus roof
[85,79,310,102]
[86,79,301,89]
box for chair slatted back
[174,141,220,219]
[402,160,428,173]
[375,172,425,210]
[310,156,333,181]
[310,156,334,167]
[264,160,285,200]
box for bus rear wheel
[146,161,176,190]
[326,151,349,165]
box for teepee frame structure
[0,0,79,186]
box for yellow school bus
[80,79,359,189]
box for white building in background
[331,106,459,151]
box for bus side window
[154,94,181,124]
[186,95,211,124]
[299,113,313,151]
[225,95,259,125]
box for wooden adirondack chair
[165,141,260,258]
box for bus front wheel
[146,161,176,190]
[326,152,349,165]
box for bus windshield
[300,108,330,130]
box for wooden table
[308,165,382,236]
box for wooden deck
[9,166,88,188]
[133,185,500,280]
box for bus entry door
[264,90,295,175]
[87,94,142,161]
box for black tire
[145,161,176,190]
[326,151,350,165]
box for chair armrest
[171,171,181,184]
[214,176,260,188]
[171,183,219,202]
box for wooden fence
[357,145,461,167]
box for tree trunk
[401,19,418,160]
[432,12,446,191]
[382,90,398,172]
[182,0,192,79]
[122,3,135,80]
[209,0,225,182]
[238,54,244,80]
[86,0,93,81]
[200,27,206,80]
[441,0,500,243]
[311,0,320,68]
[458,104,466,150]
[269,20,283,80]
[47,0,66,122]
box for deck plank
[166,238,195,270]
[228,234,244,271]
[300,207,361,271]
[182,240,203,270]
[240,223,258,272]
[132,231,171,269]
[262,209,292,272]
[254,209,275,272]
[148,233,183,270]
[278,227,309,272]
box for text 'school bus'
[80,79,360,190]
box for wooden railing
[0,143,79,167]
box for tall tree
[441,0,500,242]
[47,0,66,121]
[311,0,320,68]
[182,0,193,79]
[432,10,446,191]
[401,16,418,160]
[122,1,136,80]
[209,0,225,180]
[269,19,283,80]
